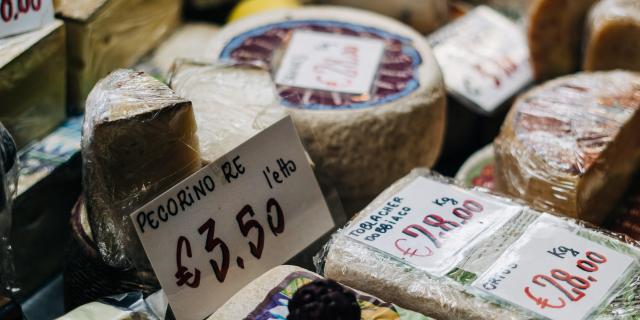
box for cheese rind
[82,70,201,269]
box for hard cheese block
[82,70,201,269]
[0,20,66,149]
[208,6,446,214]
[322,169,640,320]
[527,0,599,81]
[208,265,433,320]
[584,0,640,72]
[56,0,181,110]
[494,71,640,224]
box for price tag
[0,0,54,39]
[427,6,532,114]
[474,215,635,320]
[131,117,334,320]
[274,30,385,95]
[345,177,521,276]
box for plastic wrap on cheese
[584,0,640,72]
[169,61,286,163]
[317,168,640,320]
[82,70,201,270]
[494,71,640,224]
[0,123,17,296]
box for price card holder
[131,117,334,320]
[474,214,636,320]
[0,0,54,39]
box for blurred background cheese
[0,20,66,149]
[584,0,640,72]
[82,70,201,270]
[54,0,181,111]
[208,6,446,214]
[228,0,301,22]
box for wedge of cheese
[527,0,598,81]
[0,20,66,148]
[494,71,640,224]
[208,6,446,214]
[55,0,181,111]
[82,70,201,269]
[584,0,640,72]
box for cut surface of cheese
[584,0,640,72]
[208,6,446,214]
[82,70,201,269]
[494,71,640,224]
[527,0,599,81]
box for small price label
[345,177,521,276]
[131,117,334,320]
[474,216,635,320]
[0,0,53,39]
[274,30,385,95]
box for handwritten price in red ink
[175,198,285,288]
[525,251,608,310]
[1,0,41,23]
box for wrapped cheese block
[0,20,66,148]
[321,169,640,320]
[527,0,598,81]
[82,70,201,269]
[208,6,446,214]
[494,71,640,224]
[55,0,181,111]
[584,0,640,72]
[208,265,433,320]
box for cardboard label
[275,30,385,95]
[345,177,521,276]
[474,215,635,320]
[0,0,54,39]
[427,6,532,114]
[131,117,334,320]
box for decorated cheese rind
[527,0,598,81]
[82,70,201,269]
[208,6,446,213]
[494,71,640,224]
[584,0,640,72]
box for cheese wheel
[494,71,640,224]
[208,7,446,213]
[584,0,640,72]
[527,0,598,81]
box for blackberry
[288,279,361,320]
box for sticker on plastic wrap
[130,117,334,320]
[0,0,54,39]
[427,6,532,114]
[344,177,522,276]
[275,30,385,95]
[474,215,635,320]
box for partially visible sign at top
[275,30,385,95]
[131,116,334,320]
[427,6,532,115]
[0,0,54,39]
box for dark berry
[288,279,361,320]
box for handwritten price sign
[474,216,635,320]
[131,117,334,320]
[345,177,521,276]
[0,0,53,39]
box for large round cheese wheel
[207,7,446,213]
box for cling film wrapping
[0,123,18,296]
[317,168,640,320]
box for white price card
[474,215,635,320]
[345,177,522,276]
[131,117,334,320]
[427,6,532,114]
[275,30,385,95]
[0,0,54,39]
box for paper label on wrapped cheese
[130,117,334,320]
[0,0,54,39]
[275,30,385,95]
[474,215,635,320]
[427,6,531,114]
[345,177,522,276]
